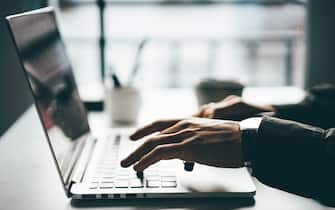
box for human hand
[121,118,244,171]
[196,95,275,120]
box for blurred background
[49,0,306,88]
[2,0,335,136]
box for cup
[195,79,244,106]
[105,86,142,124]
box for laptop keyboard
[88,135,178,190]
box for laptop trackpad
[179,164,256,193]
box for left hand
[195,95,275,120]
[121,118,244,171]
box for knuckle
[180,119,188,124]
[200,105,208,110]
[155,145,166,152]
[153,145,168,157]
[178,141,189,148]
[178,120,189,127]
[233,96,242,102]
[228,95,238,99]
[205,107,214,113]
[144,138,156,148]
[182,129,194,136]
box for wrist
[239,117,263,162]
[263,105,276,113]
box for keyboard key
[146,175,160,181]
[95,168,106,172]
[97,164,115,169]
[128,173,138,178]
[161,176,176,182]
[89,182,99,189]
[159,170,175,176]
[90,177,100,182]
[102,171,115,175]
[117,170,130,176]
[130,179,144,188]
[94,171,104,176]
[103,174,115,178]
[103,158,117,162]
[100,182,114,189]
[101,177,114,182]
[162,181,177,188]
[145,170,158,176]
[117,174,129,179]
[115,180,129,188]
[147,180,161,188]
[101,181,114,184]
[101,167,115,172]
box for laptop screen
[7,8,90,190]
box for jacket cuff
[240,117,263,162]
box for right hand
[122,118,244,171]
[195,95,275,120]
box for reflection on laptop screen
[7,8,90,187]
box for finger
[222,95,239,102]
[210,97,243,119]
[130,119,180,140]
[194,105,209,117]
[160,120,188,134]
[133,143,184,171]
[203,107,214,118]
[121,130,192,167]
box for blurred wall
[305,0,335,88]
[0,1,44,136]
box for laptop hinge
[69,135,97,184]
[62,134,87,187]
[67,180,75,197]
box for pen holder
[105,86,142,125]
[195,79,244,106]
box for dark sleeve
[273,84,335,129]
[245,116,335,205]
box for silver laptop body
[6,7,256,199]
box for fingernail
[129,134,137,140]
[120,159,129,167]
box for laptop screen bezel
[6,7,90,197]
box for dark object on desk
[195,79,244,106]
[184,161,195,172]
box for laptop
[6,7,256,199]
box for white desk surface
[1,87,333,210]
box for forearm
[272,84,335,129]
[243,116,335,204]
